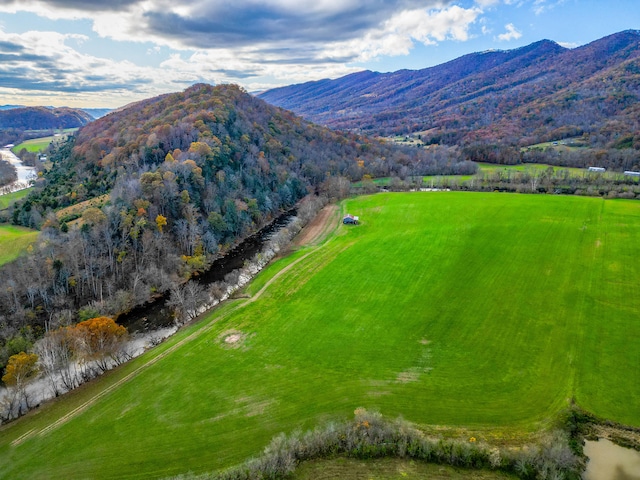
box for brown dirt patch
[293,204,339,247]
[396,370,420,383]
[218,329,248,349]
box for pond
[583,438,640,480]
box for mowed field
[356,162,601,187]
[0,225,38,265]
[12,129,78,153]
[1,192,640,479]
[0,189,31,210]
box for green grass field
[12,129,77,154]
[354,162,595,187]
[1,192,640,479]
[0,225,38,265]
[0,188,31,210]
[522,137,588,153]
[12,137,53,153]
[294,458,516,479]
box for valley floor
[1,191,639,479]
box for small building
[624,171,640,177]
[588,167,606,172]
[343,214,359,225]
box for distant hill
[81,108,112,119]
[260,30,640,147]
[0,106,93,130]
[0,105,112,120]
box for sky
[0,0,638,109]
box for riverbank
[0,196,324,425]
[0,148,36,194]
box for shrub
[167,409,582,480]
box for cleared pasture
[354,162,598,187]
[1,192,639,479]
[12,129,78,154]
[0,225,38,265]
[0,188,31,210]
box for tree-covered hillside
[260,30,640,149]
[0,84,472,370]
[0,106,92,130]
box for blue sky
[0,0,638,108]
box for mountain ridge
[259,30,640,146]
[0,106,94,130]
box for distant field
[0,225,37,265]
[13,137,52,153]
[1,192,640,479]
[0,188,31,210]
[355,162,590,187]
[12,128,77,153]
[522,137,588,152]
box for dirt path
[248,250,315,303]
[13,206,343,446]
[293,205,339,247]
[12,300,246,446]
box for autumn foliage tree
[70,317,129,372]
[1,351,39,418]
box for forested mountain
[0,107,93,130]
[260,30,640,148]
[0,84,472,366]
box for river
[0,148,37,194]
[117,209,297,332]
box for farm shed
[343,214,359,225]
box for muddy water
[583,438,640,480]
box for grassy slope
[12,129,77,153]
[0,188,31,210]
[1,192,639,479]
[0,225,38,265]
[12,138,52,153]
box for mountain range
[0,106,94,130]
[259,30,640,148]
[0,106,112,121]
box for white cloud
[0,1,485,105]
[0,26,178,106]
[323,5,482,62]
[497,23,522,41]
